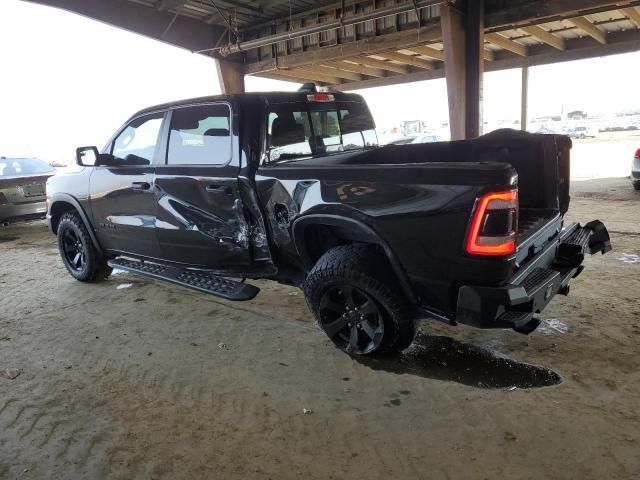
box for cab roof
[133,91,366,119]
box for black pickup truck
[46,88,611,355]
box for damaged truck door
[153,103,251,269]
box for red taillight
[466,190,518,256]
[307,93,334,102]
[634,148,640,158]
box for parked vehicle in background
[0,157,55,225]
[385,135,417,145]
[534,126,560,135]
[412,134,442,144]
[632,148,640,191]
[600,125,625,133]
[46,88,611,355]
[567,126,596,139]
[402,119,426,136]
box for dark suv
[46,89,610,355]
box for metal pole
[203,0,444,55]
[521,63,529,132]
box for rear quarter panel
[255,162,517,314]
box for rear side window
[112,112,164,165]
[266,101,378,163]
[167,104,231,165]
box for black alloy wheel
[61,227,86,272]
[56,211,112,282]
[319,284,385,354]
[304,244,419,355]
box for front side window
[167,104,231,165]
[112,112,164,165]
[266,101,378,163]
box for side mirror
[76,146,99,166]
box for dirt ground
[1,177,639,480]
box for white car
[412,134,442,144]
[567,126,596,139]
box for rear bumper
[0,201,47,223]
[455,220,611,334]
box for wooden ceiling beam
[269,68,343,85]
[323,61,386,78]
[405,45,444,61]
[569,16,607,44]
[377,51,434,69]
[409,44,494,61]
[485,32,529,56]
[254,71,308,84]
[311,66,363,82]
[486,0,639,29]
[244,24,442,74]
[351,56,409,74]
[621,7,640,28]
[484,48,495,61]
[332,27,640,91]
[520,25,566,50]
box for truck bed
[519,209,557,244]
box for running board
[108,258,260,301]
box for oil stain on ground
[355,333,562,389]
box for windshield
[0,157,55,177]
[266,101,378,163]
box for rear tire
[57,211,112,282]
[303,244,418,355]
[633,182,640,191]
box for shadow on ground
[354,333,562,389]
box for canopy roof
[24,0,640,90]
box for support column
[215,59,246,94]
[441,0,484,140]
[521,63,529,132]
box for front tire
[57,211,112,282]
[303,244,418,355]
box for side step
[108,258,260,301]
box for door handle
[132,181,151,191]
[206,184,233,195]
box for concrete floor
[1,177,639,480]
